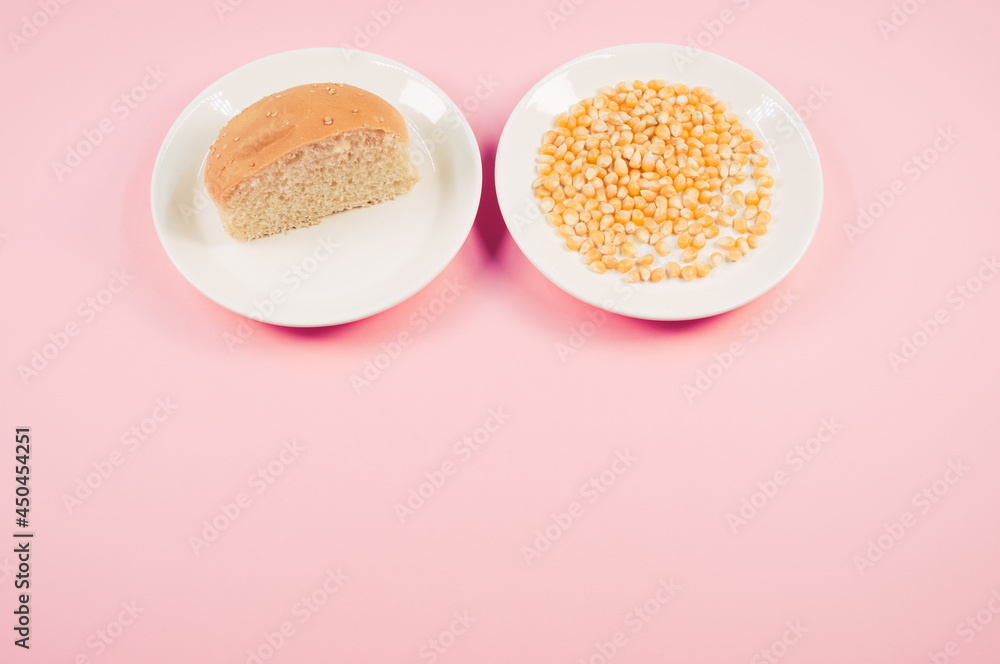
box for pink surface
[2,0,999,662]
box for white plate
[151,48,482,327]
[495,43,823,320]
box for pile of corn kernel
[533,80,774,282]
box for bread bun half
[204,83,419,241]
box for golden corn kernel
[589,261,607,274]
[617,257,636,273]
[682,247,698,263]
[695,261,711,277]
[692,233,706,249]
[677,232,692,249]
[710,252,723,267]
[637,254,654,266]
[756,211,772,225]
[681,265,697,281]
[747,234,759,248]
[750,223,767,236]
[667,261,682,278]
[650,267,666,282]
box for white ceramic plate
[151,48,482,327]
[495,44,823,320]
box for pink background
[3,0,999,663]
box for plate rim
[495,42,824,321]
[150,47,483,327]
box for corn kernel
[617,258,636,273]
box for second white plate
[151,48,482,327]
[495,43,823,320]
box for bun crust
[204,83,410,202]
